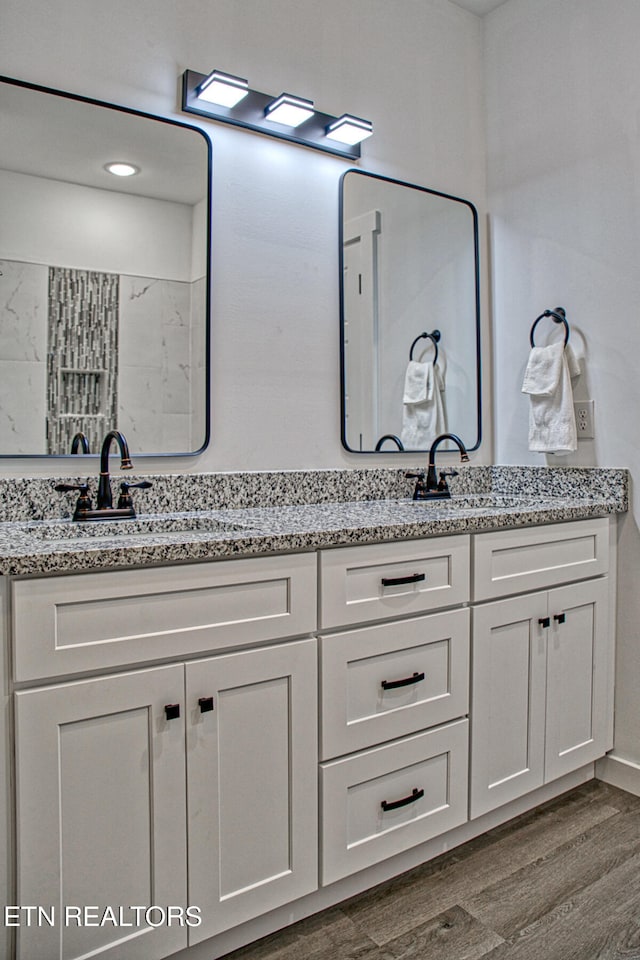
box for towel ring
[529,307,569,348]
[409,329,440,364]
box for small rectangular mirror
[0,76,211,457]
[340,170,481,454]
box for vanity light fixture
[264,93,315,128]
[196,69,249,108]
[104,161,140,177]
[181,68,373,160]
[326,114,374,146]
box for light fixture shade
[264,93,315,127]
[325,114,373,146]
[196,69,249,108]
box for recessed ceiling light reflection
[104,162,140,177]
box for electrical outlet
[574,400,595,439]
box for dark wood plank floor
[224,780,640,960]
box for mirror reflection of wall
[340,170,481,454]
[0,77,210,458]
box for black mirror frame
[0,75,212,459]
[339,168,482,455]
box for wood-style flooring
[224,780,640,960]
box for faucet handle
[54,481,92,518]
[405,471,429,501]
[117,480,153,510]
[437,470,458,493]
[55,481,90,494]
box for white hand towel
[522,342,581,453]
[521,341,564,396]
[402,360,433,404]
[400,360,447,449]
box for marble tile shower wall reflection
[0,257,197,455]
[0,259,47,454]
[117,275,194,453]
[189,276,206,453]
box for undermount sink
[25,513,255,542]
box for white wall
[485,0,640,768]
[0,170,195,281]
[0,0,489,475]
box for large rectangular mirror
[0,76,211,457]
[340,170,481,453]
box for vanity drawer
[320,718,468,885]
[319,536,470,629]
[12,553,317,681]
[319,608,469,760]
[472,519,609,602]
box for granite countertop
[0,470,627,577]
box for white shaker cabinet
[470,520,611,819]
[11,556,318,960]
[15,665,189,960]
[185,640,317,944]
[318,538,471,884]
[5,515,618,960]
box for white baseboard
[596,752,640,797]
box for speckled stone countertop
[0,465,628,576]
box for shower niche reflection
[46,268,119,454]
[340,170,481,454]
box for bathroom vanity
[0,466,626,960]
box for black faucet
[70,432,91,455]
[97,430,133,509]
[55,429,151,520]
[406,432,469,500]
[374,434,405,451]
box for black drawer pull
[381,787,424,812]
[381,572,426,587]
[553,613,566,624]
[198,696,214,713]
[538,617,550,629]
[164,703,180,721]
[381,671,425,691]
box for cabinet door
[470,592,548,819]
[14,665,187,960]
[186,639,318,943]
[545,577,610,780]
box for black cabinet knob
[198,696,214,713]
[164,703,180,721]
